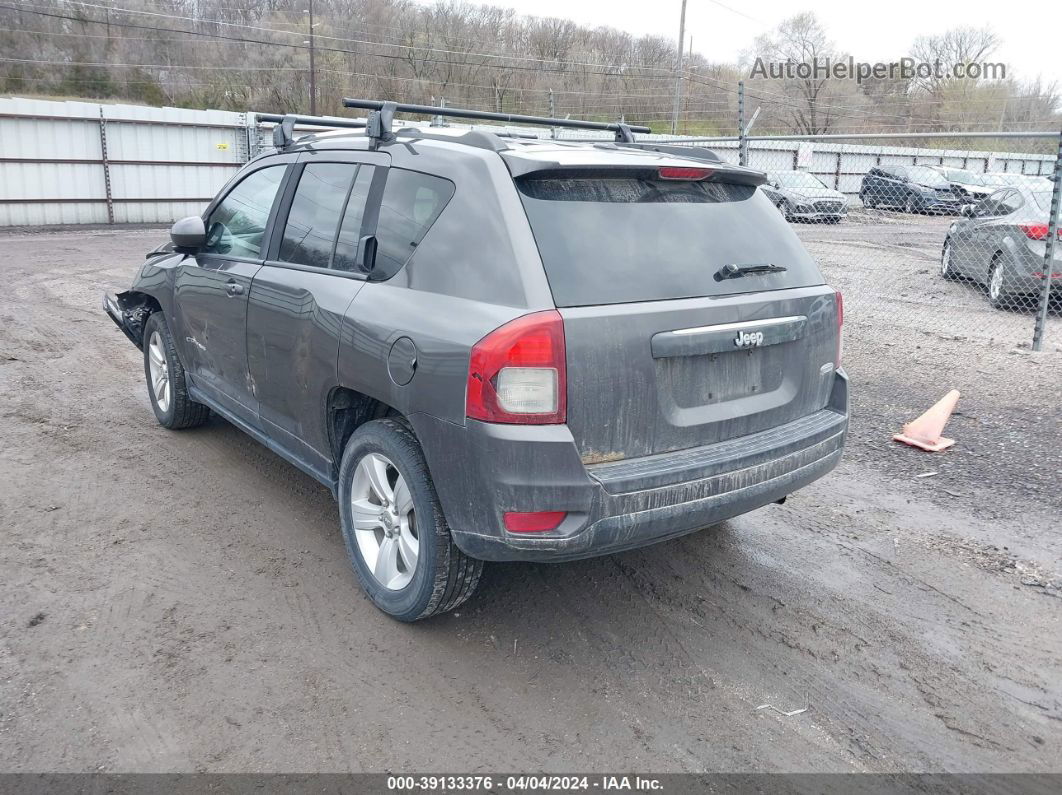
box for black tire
[780,200,794,222]
[860,192,876,209]
[337,418,482,621]
[940,239,958,280]
[142,312,210,430]
[904,193,919,214]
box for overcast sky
[440,0,1061,87]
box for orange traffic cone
[893,390,961,452]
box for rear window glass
[516,174,824,307]
[373,169,455,280]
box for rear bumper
[412,371,848,562]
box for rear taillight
[658,166,713,180]
[1019,223,1062,241]
[835,290,844,369]
[466,310,566,424]
[503,511,567,534]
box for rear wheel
[860,192,876,209]
[142,312,210,429]
[338,418,482,621]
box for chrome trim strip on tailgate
[651,315,807,358]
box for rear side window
[516,173,824,307]
[278,163,358,268]
[373,169,455,280]
[332,166,376,272]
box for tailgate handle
[651,315,807,358]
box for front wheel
[987,257,1011,310]
[142,312,210,429]
[905,194,919,214]
[940,240,958,280]
[338,418,482,621]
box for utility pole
[306,0,317,115]
[738,80,746,166]
[670,0,687,135]
[549,88,556,138]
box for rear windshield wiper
[714,263,788,281]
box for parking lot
[1,219,1060,773]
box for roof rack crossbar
[256,113,368,149]
[343,99,650,142]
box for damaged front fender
[103,291,156,349]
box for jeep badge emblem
[734,330,765,348]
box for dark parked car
[941,186,1061,309]
[104,103,847,621]
[761,170,848,222]
[927,166,994,203]
[859,165,963,214]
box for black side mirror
[170,216,206,251]
[359,235,378,275]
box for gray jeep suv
[104,101,848,621]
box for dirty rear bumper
[412,371,848,563]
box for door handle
[225,281,245,297]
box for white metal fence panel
[0,97,249,226]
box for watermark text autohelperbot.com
[750,57,1006,84]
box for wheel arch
[325,386,401,480]
[114,290,163,349]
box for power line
[6,0,691,75]
[1,3,690,82]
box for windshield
[774,171,829,190]
[516,173,823,307]
[907,166,950,187]
[944,169,984,186]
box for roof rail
[256,113,367,149]
[343,99,650,144]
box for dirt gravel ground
[0,224,1060,774]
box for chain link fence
[638,132,1062,354]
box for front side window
[977,189,1009,216]
[203,165,286,258]
[372,169,455,280]
[278,163,358,269]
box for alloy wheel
[989,262,1004,303]
[349,452,419,590]
[147,331,171,413]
